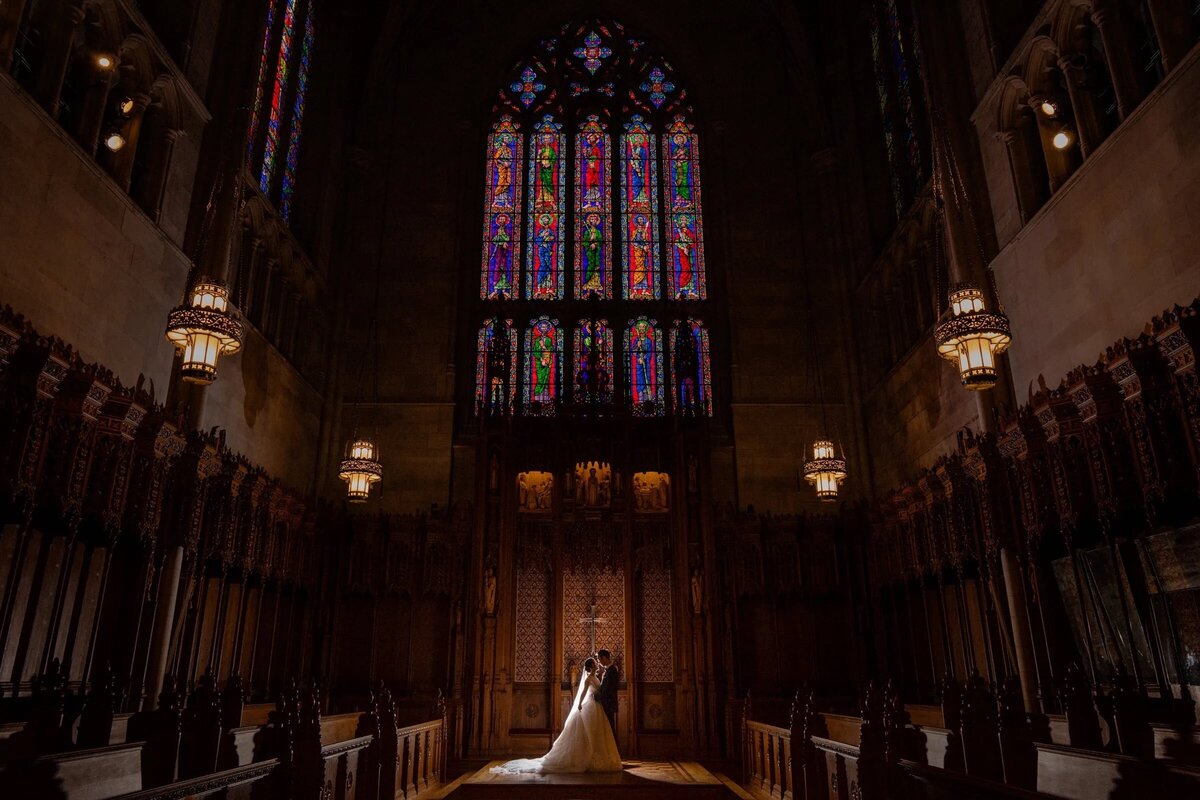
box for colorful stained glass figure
[574,115,611,299]
[574,319,613,404]
[247,0,280,159]
[476,318,517,415]
[260,0,298,195]
[573,30,612,74]
[639,66,676,108]
[869,5,903,215]
[280,0,314,221]
[524,316,562,414]
[621,116,659,300]
[886,0,923,187]
[510,65,546,108]
[663,116,706,300]
[526,115,565,300]
[670,318,712,417]
[481,116,523,299]
[626,317,664,416]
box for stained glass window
[869,0,927,217]
[663,116,706,300]
[626,317,664,416]
[574,319,613,404]
[524,316,562,415]
[482,116,523,299]
[476,318,517,415]
[670,318,712,417]
[526,115,565,300]
[575,115,612,299]
[280,0,314,221]
[260,0,298,195]
[248,0,280,160]
[621,116,659,300]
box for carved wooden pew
[110,758,281,800]
[1034,741,1200,799]
[17,742,146,800]
[219,702,280,769]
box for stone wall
[986,49,1200,394]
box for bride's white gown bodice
[492,672,622,774]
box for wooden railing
[743,718,794,800]
[396,719,445,799]
[111,758,281,799]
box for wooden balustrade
[743,718,794,800]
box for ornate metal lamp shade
[803,439,847,501]
[165,280,243,384]
[339,438,382,502]
[935,284,1012,390]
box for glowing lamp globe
[803,439,847,502]
[164,280,244,385]
[339,438,382,502]
[1052,130,1073,150]
[935,285,1012,390]
[104,131,126,152]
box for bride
[492,657,622,774]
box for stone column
[136,128,181,221]
[107,93,150,192]
[0,0,32,70]
[998,128,1041,224]
[143,546,183,711]
[1027,94,1078,192]
[1144,0,1195,72]
[1000,548,1040,713]
[74,71,117,156]
[1091,3,1145,118]
[32,2,85,117]
[1057,57,1104,158]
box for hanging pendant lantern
[803,439,847,502]
[934,284,1012,390]
[339,437,383,502]
[165,280,243,384]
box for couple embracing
[492,649,622,774]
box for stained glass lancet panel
[574,319,613,404]
[260,0,298,195]
[476,318,517,416]
[670,318,712,417]
[248,0,280,159]
[575,115,612,299]
[886,0,922,187]
[525,316,562,415]
[482,116,522,299]
[280,0,314,221]
[663,116,706,300]
[621,116,659,300]
[626,317,664,416]
[526,115,565,300]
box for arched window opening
[621,115,659,300]
[482,116,522,300]
[626,317,664,417]
[526,115,566,300]
[525,316,563,416]
[576,114,613,299]
[473,19,714,420]
[671,319,712,418]
[868,0,929,219]
[477,318,516,416]
[248,0,316,221]
[574,319,613,404]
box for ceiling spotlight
[103,131,126,152]
[1039,99,1059,117]
[95,54,114,69]
[1052,130,1073,150]
[117,96,134,116]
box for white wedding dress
[491,670,622,774]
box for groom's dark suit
[595,664,619,734]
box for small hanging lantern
[338,437,382,502]
[934,284,1012,390]
[803,439,847,502]
[165,280,243,384]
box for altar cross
[578,602,608,654]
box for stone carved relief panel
[574,461,611,508]
[517,470,554,513]
[633,471,670,512]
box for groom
[594,649,619,736]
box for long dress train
[491,671,621,774]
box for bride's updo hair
[583,657,596,673]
